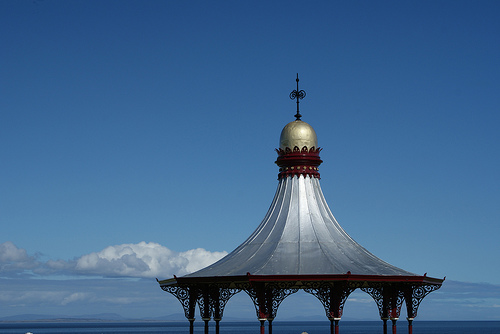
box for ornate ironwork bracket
[211,285,242,320]
[197,284,242,334]
[197,285,212,321]
[404,284,442,319]
[161,285,198,320]
[361,285,405,334]
[163,284,241,334]
[303,281,356,319]
[361,285,404,320]
[245,282,299,320]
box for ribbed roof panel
[185,175,416,277]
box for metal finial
[289,73,306,120]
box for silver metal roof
[185,175,416,278]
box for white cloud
[61,292,90,305]
[0,241,30,262]
[72,241,227,278]
[178,248,228,275]
[0,290,76,306]
[0,241,227,279]
[0,241,39,277]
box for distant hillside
[0,313,126,322]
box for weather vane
[289,73,306,120]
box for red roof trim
[275,146,323,179]
[246,273,444,284]
[161,273,444,286]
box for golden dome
[279,120,318,150]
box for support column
[381,296,389,334]
[255,282,268,334]
[160,285,198,334]
[245,281,297,334]
[202,317,210,334]
[211,287,221,334]
[407,318,413,334]
[326,316,341,334]
[259,318,266,334]
[214,318,221,334]
[381,318,388,334]
[268,318,273,334]
[361,286,403,334]
[210,286,241,334]
[333,318,340,334]
[403,283,442,334]
[304,282,355,334]
[189,318,195,334]
[188,289,197,334]
[391,318,398,334]
[198,285,211,334]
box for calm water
[1,321,500,334]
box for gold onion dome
[279,119,318,150]
[275,75,322,179]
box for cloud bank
[3,242,500,321]
[0,241,227,279]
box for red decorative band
[275,146,323,179]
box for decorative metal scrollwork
[211,286,241,320]
[245,282,298,319]
[361,286,404,319]
[197,286,212,319]
[161,285,198,320]
[268,282,299,319]
[361,287,384,317]
[194,284,242,320]
[289,88,306,101]
[304,282,355,319]
[405,284,441,319]
[290,73,306,120]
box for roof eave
[158,273,444,287]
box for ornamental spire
[289,73,306,120]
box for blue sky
[1,0,499,321]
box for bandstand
[158,75,444,334]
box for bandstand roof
[159,77,443,288]
[183,118,416,279]
[186,173,415,277]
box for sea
[1,321,500,334]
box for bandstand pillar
[202,318,210,334]
[213,318,221,334]
[304,282,355,334]
[333,318,340,334]
[255,282,269,334]
[381,295,389,334]
[198,285,211,334]
[189,289,198,334]
[211,288,221,334]
[403,283,443,334]
[268,318,274,334]
[391,318,398,334]
[388,287,400,334]
[361,285,403,334]
[327,317,340,334]
[160,285,199,334]
[407,318,413,334]
[381,318,388,334]
[188,319,195,334]
[259,318,266,334]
